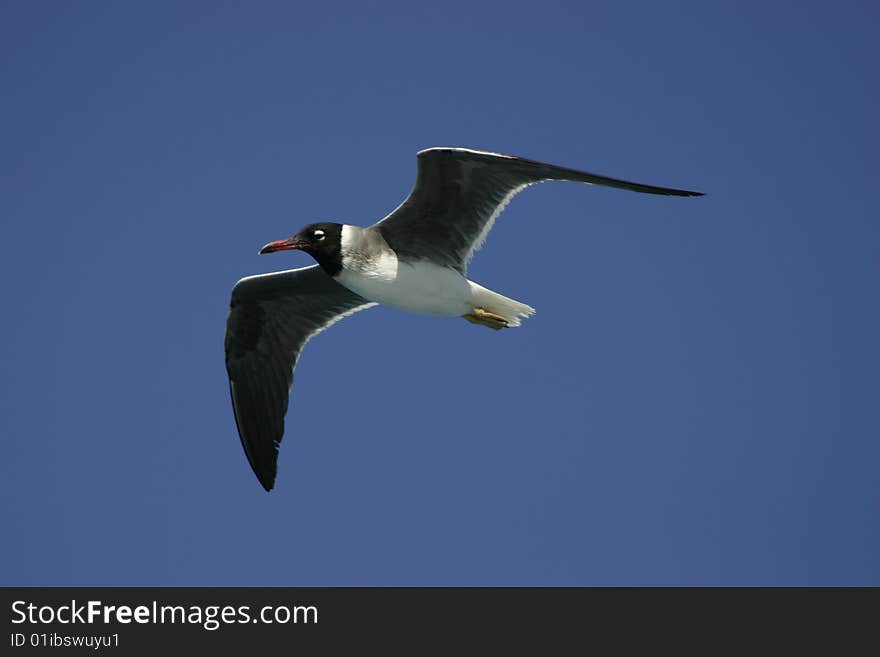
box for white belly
[337,256,472,317]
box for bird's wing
[376,147,703,272]
[224,265,376,491]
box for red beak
[259,237,307,255]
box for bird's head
[259,222,344,275]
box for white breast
[337,227,472,316]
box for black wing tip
[245,444,278,492]
[242,445,277,492]
[257,472,275,492]
[227,380,279,493]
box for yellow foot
[462,307,509,330]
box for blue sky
[2,1,877,585]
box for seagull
[225,147,703,490]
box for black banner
[1,588,875,652]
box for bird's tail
[467,281,536,327]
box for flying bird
[225,147,703,490]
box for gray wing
[376,147,703,272]
[224,265,376,491]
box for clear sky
[2,1,878,586]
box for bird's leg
[461,307,509,330]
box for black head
[259,222,344,276]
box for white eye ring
[313,230,325,240]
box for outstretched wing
[224,265,376,491]
[376,147,703,272]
